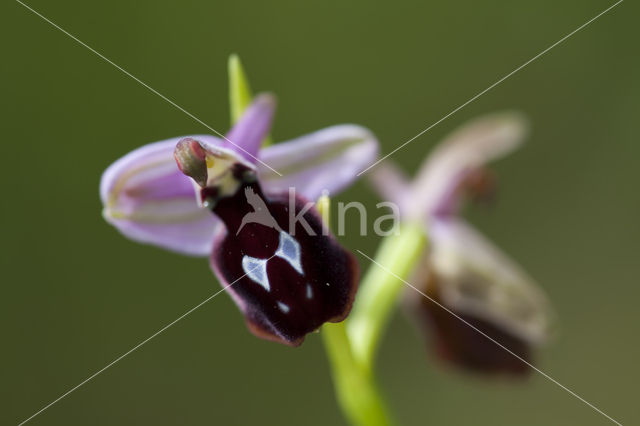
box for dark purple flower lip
[408,270,531,376]
[205,164,359,346]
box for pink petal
[225,94,276,163]
[410,112,528,217]
[258,124,378,200]
[100,136,221,256]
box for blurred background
[2,0,638,424]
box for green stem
[322,322,392,426]
[347,222,427,371]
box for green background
[2,0,638,424]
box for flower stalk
[316,196,390,426]
[347,222,428,371]
[322,321,391,426]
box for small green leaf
[228,54,253,126]
[227,54,273,146]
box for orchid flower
[367,112,552,374]
[100,93,378,346]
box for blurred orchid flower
[369,112,552,374]
[100,93,378,346]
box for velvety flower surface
[101,94,378,345]
[370,113,552,374]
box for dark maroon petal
[408,271,531,376]
[205,171,358,346]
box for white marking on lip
[306,284,313,299]
[277,301,290,313]
[241,255,270,291]
[275,231,304,275]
